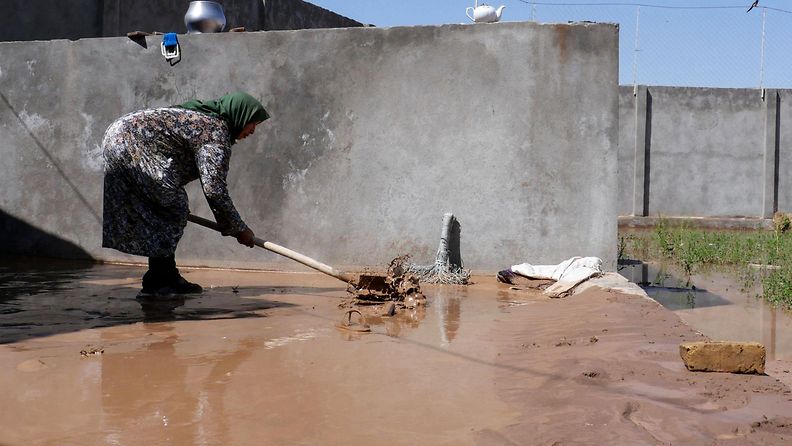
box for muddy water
[0,263,518,445]
[621,262,792,361]
[2,260,792,445]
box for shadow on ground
[0,208,93,260]
[0,256,342,344]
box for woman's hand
[236,228,255,248]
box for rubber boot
[141,256,175,295]
[141,255,202,296]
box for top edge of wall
[0,20,619,46]
[620,85,792,93]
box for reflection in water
[619,261,792,361]
[763,304,778,360]
[138,296,187,322]
[101,325,196,444]
[101,325,260,444]
[357,305,427,340]
[434,288,462,347]
[620,262,731,310]
[344,289,464,346]
[0,259,287,344]
[354,286,464,347]
[0,267,88,302]
[495,289,538,309]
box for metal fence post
[763,89,780,218]
[633,85,650,217]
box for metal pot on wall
[184,1,227,33]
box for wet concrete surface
[2,260,792,445]
[0,260,298,344]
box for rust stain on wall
[554,24,569,64]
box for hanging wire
[632,6,640,88]
[513,1,792,88]
[759,6,767,89]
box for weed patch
[620,218,792,309]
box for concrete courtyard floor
[1,260,792,445]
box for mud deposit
[1,261,792,445]
[349,255,425,303]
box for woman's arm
[195,143,250,239]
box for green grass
[620,218,792,309]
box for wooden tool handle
[187,214,355,285]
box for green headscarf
[176,92,270,143]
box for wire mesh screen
[515,1,792,88]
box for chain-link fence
[515,1,792,88]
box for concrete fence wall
[0,22,619,271]
[619,86,791,219]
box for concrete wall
[0,22,619,271]
[620,86,790,219]
[0,0,363,42]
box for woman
[102,92,269,296]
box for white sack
[510,256,603,298]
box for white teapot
[466,1,505,23]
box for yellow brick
[679,341,765,374]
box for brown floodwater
[620,262,792,361]
[2,260,792,445]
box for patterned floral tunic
[102,108,248,257]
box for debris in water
[335,310,371,333]
[381,301,397,317]
[555,337,574,347]
[349,256,426,305]
[403,294,422,309]
[80,345,104,357]
[339,256,427,331]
